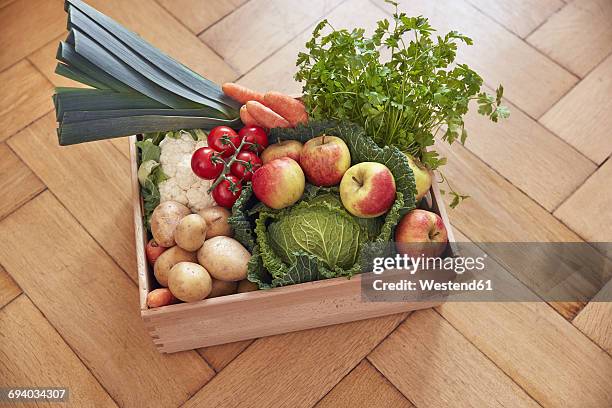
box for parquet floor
[1,0,611,407]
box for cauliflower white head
[158,132,217,212]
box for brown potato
[237,280,259,293]
[154,246,197,287]
[208,279,238,298]
[168,262,212,302]
[197,236,250,281]
[198,206,233,238]
[174,214,207,251]
[151,201,191,247]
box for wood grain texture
[374,0,577,118]
[0,192,214,408]
[0,264,20,309]
[0,60,54,141]
[0,0,65,71]
[0,296,118,408]
[437,302,612,408]
[540,54,612,165]
[465,0,563,38]
[368,309,540,408]
[84,0,237,83]
[240,0,386,94]
[573,279,612,355]
[554,159,612,257]
[198,340,253,372]
[200,0,344,75]
[0,143,45,220]
[463,91,597,211]
[182,314,406,408]
[527,0,612,77]
[9,114,137,281]
[315,360,414,408]
[158,0,248,34]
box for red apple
[395,209,448,257]
[261,140,303,164]
[339,162,396,218]
[145,239,167,264]
[252,157,305,209]
[299,135,351,186]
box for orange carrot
[222,83,265,104]
[240,104,261,127]
[263,91,308,126]
[146,288,177,308]
[246,101,291,129]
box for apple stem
[352,175,362,187]
[322,135,326,144]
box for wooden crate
[130,135,456,353]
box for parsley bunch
[295,1,508,170]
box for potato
[174,214,207,251]
[237,280,259,293]
[154,246,197,287]
[151,201,191,247]
[146,288,177,308]
[168,262,212,302]
[198,206,233,238]
[197,236,250,281]
[208,279,238,298]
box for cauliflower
[158,132,217,212]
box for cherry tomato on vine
[212,175,243,208]
[230,151,262,181]
[239,126,268,153]
[191,147,225,180]
[207,126,242,157]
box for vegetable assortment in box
[52,0,507,352]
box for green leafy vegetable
[295,2,508,169]
[135,134,169,229]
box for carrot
[263,91,308,126]
[246,101,291,129]
[240,104,261,127]
[146,288,177,308]
[222,83,265,104]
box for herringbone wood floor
[0,0,611,407]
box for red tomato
[212,175,243,208]
[230,151,263,181]
[208,126,241,157]
[239,126,269,153]
[191,147,225,180]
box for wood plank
[200,0,344,75]
[437,302,612,407]
[0,60,54,141]
[463,89,597,211]
[0,295,117,407]
[0,0,65,71]
[554,159,612,258]
[198,340,253,372]
[315,360,414,408]
[368,309,540,408]
[157,0,248,34]
[0,143,45,220]
[9,113,137,281]
[465,0,563,38]
[239,0,387,94]
[0,191,214,408]
[182,314,406,408]
[84,0,237,83]
[0,264,20,309]
[573,279,612,355]
[540,54,612,165]
[527,0,612,77]
[373,0,577,118]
